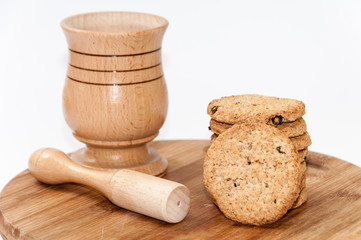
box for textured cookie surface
[209,120,233,135]
[275,118,307,138]
[292,168,307,208]
[204,123,302,226]
[292,182,307,209]
[207,94,305,124]
[209,118,307,138]
[211,132,312,151]
[290,132,312,150]
[298,148,309,163]
[300,161,306,176]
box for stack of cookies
[203,94,312,225]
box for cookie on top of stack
[203,94,312,225]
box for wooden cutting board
[1,140,361,240]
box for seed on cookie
[211,105,219,114]
[271,115,284,125]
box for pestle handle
[28,148,190,223]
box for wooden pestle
[28,148,190,223]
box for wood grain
[67,63,163,84]
[68,49,162,72]
[61,12,169,175]
[61,12,168,55]
[63,76,168,175]
[28,148,190,223]
[1,140,361,240]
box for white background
[0,0,360,192]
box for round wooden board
[1,140,361,240]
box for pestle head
[28,148,71,185]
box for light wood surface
[61,12,169,175]
[67,63,163,84]
[1,140,361,240]
[62,76,167,146]
[68,49,161,72]
[28,148,190,223]
[61,12,168,55]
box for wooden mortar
[61,12,169,176]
